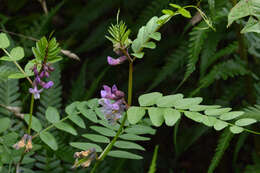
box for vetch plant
[0,2,260,173]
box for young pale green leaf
[148,108,164,127]
[54,122,77,135]
[108,150,143,160]
[68,114,86,128]
[205,108,232,117]
[162,9,174,16]
[138,92,163,106]
[8,73,27,79]
[149,32,161,41]
[0,118,11,133]
[10,47,24,61]
[189,105,221,111]
[77,102,98,123]
[127,106,146,124]
[0,33,10,48]
[0,56,12,61]
[70,142,102,152]
[174,97,203,109]
[219,111,244,121]
[163,108,181,126]
[156,94,183,107]
[24,114,42,132]
[132,52,144,59]
[227,0,260,27]
[229,126,244,134]
[90,126,116,137]
[143,42,156,49]
[169,3,181,9]
[125,125,156,135]
[40,131,58,150]
[235,118,257,126]
[178,8,191,18]
[202,116,217,127]
[119,134,150,141]
[114,141,145,150]
[46,106,60,123]
[82,134,110,143]
[184,111,204,123]
[213,120,228,131]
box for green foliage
[208,129,234,173]
[148,145,159,173]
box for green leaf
[0,118,11,133]
[169,3,181,9]
[8,73,27,79]
[227,0,260,27]
[39,131,58,150]
[127,106,146,124]
[189,105,221,111]
[156,94,183,107]
[213,120,228,131]
[219,111,244,120]
[69,114,86,128]
[235,118,257,126]
[70,142,102,152]
[132,52,144,59]
[163,108,181,126]
[202,116,217,127]
[108,150,143,159]
[119,134,150,141]
[115,141,145,150]
[138,92,163,106]
[54,122,77,135]
[229,126,244,134]
[205,108,232,116]
[148,108,164,127]
[0,33,10,48]
[241,17,260,33]
[82,134,110,143]
[90,126,116,137]
[178,8,191,18]
[125,125,156,135]
[86,98,99,109]
[174,97,203,109]
[77,102,98,123]
[162,9,174,16]
[0,56,12,61]
[10,47,24,61]
[150,32,161,41]
[24,114,42,132]
[46,106,60,123]
[184,111,204,123]
[143,42,156,49]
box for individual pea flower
[101,85,125,100]
[13,134,33,152]
[29,64,55,99]
[73,148,96,168]
[107,55,127,66]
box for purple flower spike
[107,56,127,66]
[29,86,43,99]
[42,81,54,89]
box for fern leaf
[208,128,234,173]
[177,22,209,89]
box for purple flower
[107,56,127,66]
[101,85,124,100]
[29,86,43,99]
[41,81,54,89]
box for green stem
[2,48,33,84]
[27,95,34,135]
[90,62,134,173]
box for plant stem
[16,94,34,172]
[27,95,34,135]
[90,61,134,173]
[2,48,33,84]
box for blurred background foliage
[0,0,260,172]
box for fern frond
[177,22,209,89]
[208,128,234,173]
[242,105,260,121]
[147,41,187,91]
[191,59,249,96]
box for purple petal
[42,81,54,89]
[112,85,118,93]
[101,90,106,98]
[107,56,127,66]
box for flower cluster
[99,85,126,125]
[29,63,54,99]
[13,134,33,152]
[73,148,96,168]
